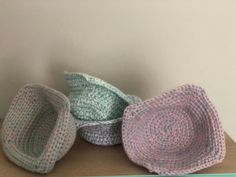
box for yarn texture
[64,72,141,145]
[122,84,226,176]
[1,84,77,174]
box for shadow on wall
[0,57,32,118]
[0,40,162,119]
[46,40,158,100]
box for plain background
[0,0,235,141]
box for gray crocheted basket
[1,84,77,174]
[64,72,141,145]
[74,95,141,146]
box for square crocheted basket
[122,84,226,176]
[1,84,77,174]
[64,72,141,145]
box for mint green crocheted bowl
[64,72,141,146]
[74,94,141,146]
[64,72,135,121]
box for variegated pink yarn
[122,84,225,176]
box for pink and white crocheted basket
[122,84,226,176]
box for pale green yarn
[64,72,136,121]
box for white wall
[0,0,236,141]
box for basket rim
[64,71,138,104]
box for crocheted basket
[64,72,137,121]
[75,118,122,146]
[122,84,226,176]
[75,95,141,146]
[1,84,77,174]
[64,72,141,145]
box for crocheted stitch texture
[122,84,225,176]
[75,118,122,146]
[64,72,135,121]
[74,95,141,146]
[64,72,141,145]
[1,84,77,174]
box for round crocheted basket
[1,84,77,174]
[64,72,141,145]
[122,84,226,176]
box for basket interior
[69,85,128,121]
[123,88,217,172]
[16,88,58,158]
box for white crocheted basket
[1,84,77,173]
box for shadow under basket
[1,84,77,174]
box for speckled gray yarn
[1,84,77,174]
[75,118,122,146]
[75,95,141,146]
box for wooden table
[0,134,235,177]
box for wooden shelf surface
[0,133,235,177]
